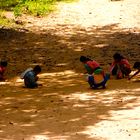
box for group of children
[0,52,140,89]
[80,53,140,89]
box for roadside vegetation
[0,0,77,27]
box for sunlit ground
[42,0,140,29]
[0,70,140,140]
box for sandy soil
[0,0,140,139]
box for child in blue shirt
[21,65,41,88]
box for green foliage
[13,0,55,16]
[0,0,19,10]
[0,0,76,17]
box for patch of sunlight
[73,104,90,107]
[21,123,35,127]
[94,44,109,48]
[25,135,69,140]
[22,109,37,113]
[1,76,24,86]
[16,78,23,83]
[65,92,97,101]
[132,88,140,92]
[79,98,140,140]
[55,63,68,67]
[0,130,4,133]
[109,106,140,120]
[30,114,38,118]
[0,81,11,85]
[40,70,76,77]
[73,47,84,52]
[25,135,49,140]
[79,117,140,140]
[64,118,81,123]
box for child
[128,62,140,80]
[20,65,41,88]
[80,56,109,89]
[0,60,8,81]
[110,53,131,79]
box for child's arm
[128,69,140,80]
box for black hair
[33,65,41,73]
[0,60,8,67]
[80,56,91,62]
[133,62,140,69]
[113,53,124,60]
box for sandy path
[24,0,140,29]
[0,0,140,140]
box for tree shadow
[0,23,140,139]
[0,24,140,77]
[0,70,140,139]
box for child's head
[133,62,140,69]
[0,60,8,67]
[113,53,124,62]
[33,65,41,75]
[80,56,91,63]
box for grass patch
[0,0,77,27]
[0,0,77,17]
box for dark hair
[33,65,41,73]
[113,53,124,60]
[80,56,91,62]
[0,60,8,67]
[133,62,140,69]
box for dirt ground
[0,0,140,139]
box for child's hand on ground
[38,83,43,86]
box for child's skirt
[87,68,110,89]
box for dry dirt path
[0,0,140,140]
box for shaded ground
[0,0,140,139]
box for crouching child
[20,65,41,88]
[80,56,110,89]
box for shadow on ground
[0,24,140,139]
[0,70,140,139]
[0,23,139,77]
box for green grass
[0,0,77,17]
[0,0,77,27]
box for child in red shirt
[80,56,109,89]
[110,53,131,79]
[0,60,8,81]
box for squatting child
[80,56,109,89]
[110,53,131,79]
[20,65,41,88]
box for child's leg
[112,65,118,75]
[120,65,131,77]
[101,73,110,88]
[115,64,123,79]
[88,75,98,89]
